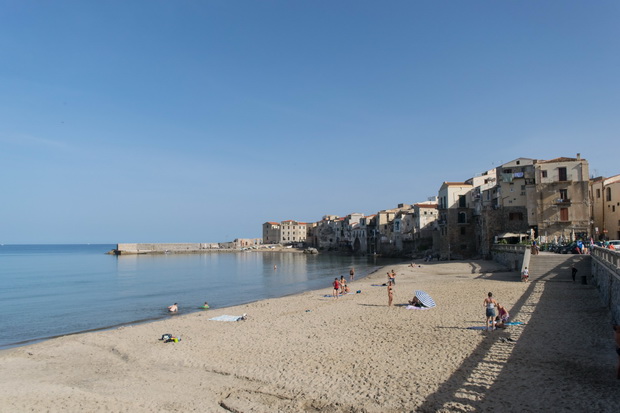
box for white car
[608,240,620,250]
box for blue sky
[1,1,618,244]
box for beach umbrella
[414,290,436,308]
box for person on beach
[521,267,529,282]
[614,324,620,379]
[340,276,347,295]
[333,278,340,299]
[571,264,578,283]
[409,295,424,308]
[387,270,395,286]
[387,280,394,306]
[168,303,178,313]
[349,267,355,281]
[495,303,510,328]
[484,292,498,331]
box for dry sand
[1,260,618,412]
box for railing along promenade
[490,244,528,273]
[590,246,620,324]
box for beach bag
[161,334,172,341]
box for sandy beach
[1,260,617,412]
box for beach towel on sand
[467,322,524,330]
[209,314,247,322]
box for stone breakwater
[112,243,229,255]
[111,243,290,255]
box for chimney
[576,153,581,160]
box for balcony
[554,198,571,205]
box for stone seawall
[115,243,223,254]
[491,244,528,272]
[591,247,620,324]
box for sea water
[0,244,402,349]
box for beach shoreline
[1,260,617,412]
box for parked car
[607,240,620,250]
[560,243,580,254]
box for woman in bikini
[387,281,394,307]
[483,292,498,331]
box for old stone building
[534,155,590,243]
[590,174,620,241]
[279,220,307,244]
[437,182,474,259]
[262,222,281,244]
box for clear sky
[1,1,618,244]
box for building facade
[534,155,590,243]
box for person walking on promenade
[387,281,394,307]
[333,278,340,299]
[349,267,355,281]
[571,264,578,283]
[484,292,498,331]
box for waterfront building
[279,220,307,245]
[412,202,438,250]
[310,215,341,250]
[437,182,474,259]
[234,238,263,248]
[262,222,281,244]
[590,174,620,241]
[534,155,590,243]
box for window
[559,189,568,200]
[458,212,467,224]
[459,195,466,208]
[560,208,569,221]
[558,167,567,181]
[596,189,601,199]
[542,170,548,178]
[607,188,612,201]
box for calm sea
[0,244,402,349]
